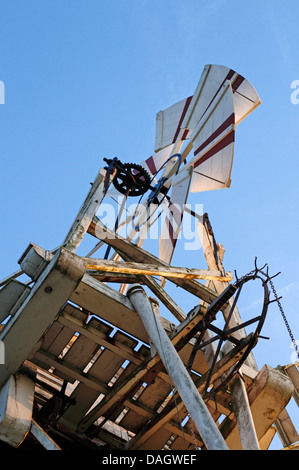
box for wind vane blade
[159,167,193,267]
[181,64,261,136]
[139,144,174,178]
[188,81,236,192]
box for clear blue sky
[0,0,298,449]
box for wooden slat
[70,273,150,344]
[125,337,250,449]
[0,248,86,388]
[135,427,173,451]
[77,302,210,433]
[88,218,221,305]
[62,329,138,428]
[58,308,142,365]
[197,213,258,371]
[63,169,107,253]
[275,408,299,447]
[83,258,233,282]
[41,304,88,356]
[221,365,294,449]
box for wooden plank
[70,273,150,344]
[0,247,86,388]
[275,407,299,447]
[135,427,173,451]
[83,258,233,282]
[88,218,221,305]
[141,275,186,322]
[284,364,299,404]
[125,338,250,450]
[63,168,107,253]
[0,372,35,447]
[230,374,260,450]
[88,270,142,284]
[0,279,31,323]
[221,365,294,449]
[197,213,258,372]
[58,308,141,365]
[33,349,109,394]
[76,299,210,434]
[62,321,101,371]
[62,330,138,429]
[40,304,88,356]
[30,420,61,450]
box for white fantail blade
[189,81,235,193]
[159,167,193,266]
[181,64,261,138]
[153,64,260,158]
[140,144,174,178]
[155,98,193,152]
[142,64,260,183]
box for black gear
[112,162,151,196]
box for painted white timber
[0,280,31,323]
[30,419,61,450]
[88,218,220,305]
[127,284,229,451]
[231,374,260,450]
[222,365,294,449]
[0,372,35,447]
[197,213,258,371]
[18,242,53,280]
[0,247,86,387]
[64,168,106,252]
[126,335,254,450]
[70,273,149,344]
[275,408,299,447]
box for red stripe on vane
[145,155,157,175]
[194,113,235,157]
[194,129,235,168]
[172,96,193,143]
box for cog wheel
[112,163,152,197]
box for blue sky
[0,0,298,449]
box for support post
[126,284,229,451]
[230,374,260,450]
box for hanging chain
[268,277,299,361]
[186,415,200,450]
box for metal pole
[127,284,229,451]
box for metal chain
[269,278,299,361]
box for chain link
[269,278,299,361]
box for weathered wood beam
[82,258,233,282]
[141,274,186,322]
[70,273,150,344]
[87,270,143,284]
[30,420,61,450]
[125,336,251,450]
[230,373,260,450]
[0,247,86,388]
[124,285,229,450]
[63,168,107,253]
[77,301,207,434]
[0,372,35,447]
[87,218,221,305]
[33,349,109,394]
[197,213,258,371]
[220,365,294,449]
[57,309,147,366]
